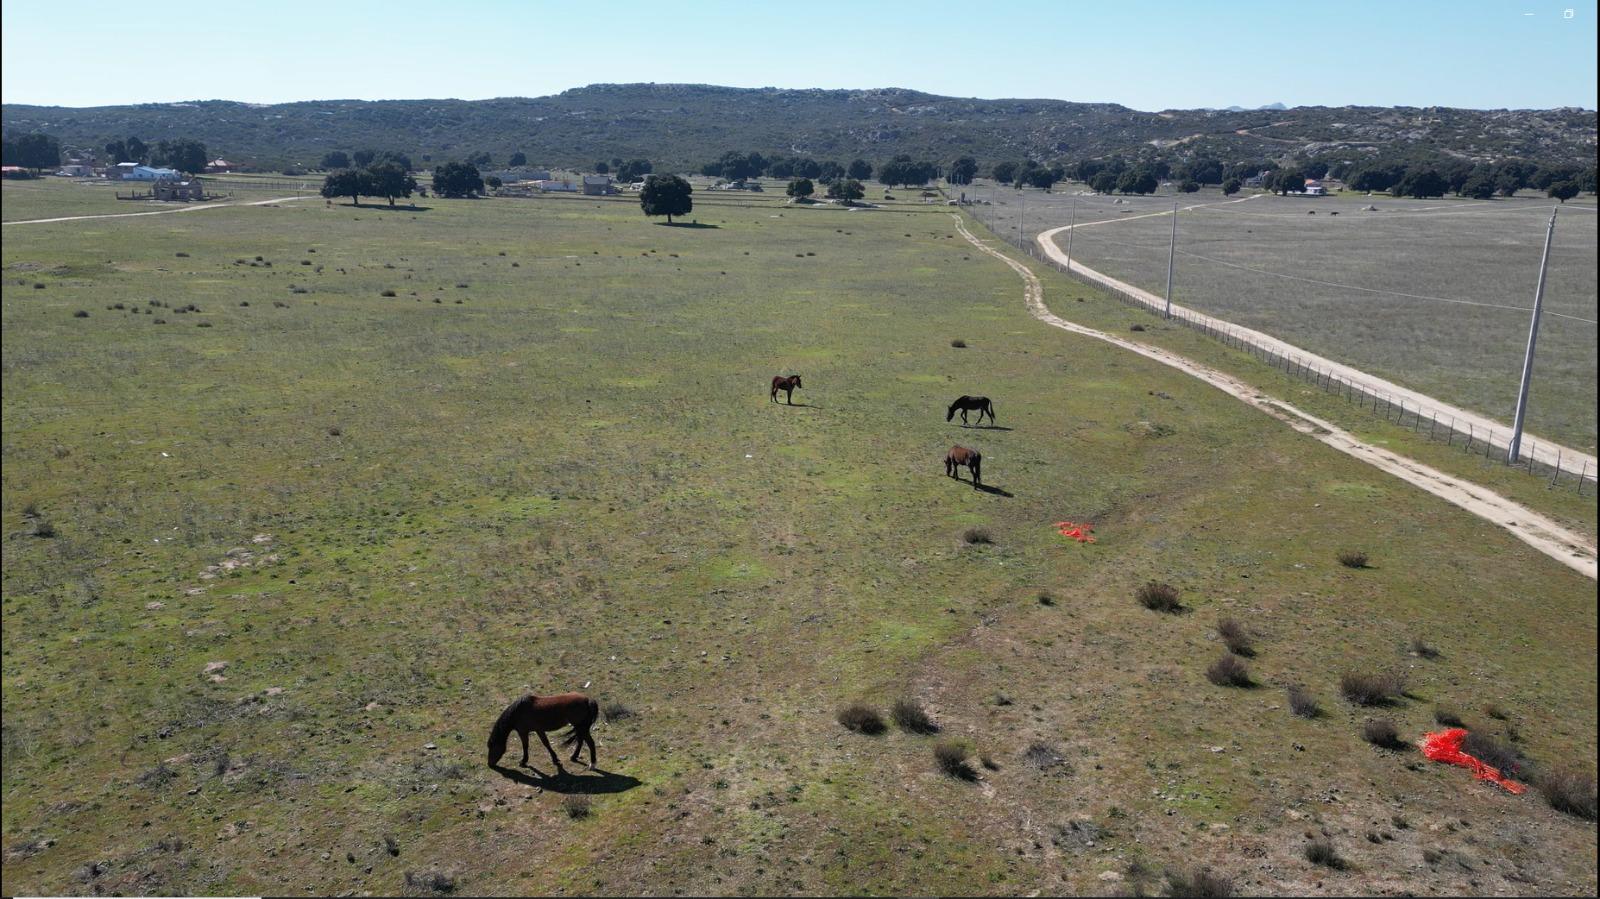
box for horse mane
[488,694,531,746]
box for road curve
[1032,202,1597,479]
[953,213,1597,581]
[4,194,318,226]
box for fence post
[1550,449,1561,487]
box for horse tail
[561,697,599,747]
[986,399,996,422]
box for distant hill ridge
[3,83,1594,171]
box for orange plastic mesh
[1419,728,1526,794]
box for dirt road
[1032,200,1597,479]
[954,213,1597,580]
[3,195,318,226]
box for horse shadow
[491,764,642,795]
[961,424,1014,432]
[656,221,720,228]
[975,483,1015,498]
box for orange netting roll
[1054,521,1096,543]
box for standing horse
[487,693,599,770]
[770,374,803,404]
[945,445,982,487]
[946,395,996,427]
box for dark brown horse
[487,693,599,770]
[770,374,803,404]
[946,395,996,427]
[945,445,982,487]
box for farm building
[533,179,578,192]
[107,164,180,182]
[55,164,95,177]
[153,178,207,200]
[486,169,552,183]
[582,174,615,195]
[1303,180,1326,196]
[1242,170,1272,188]
[204,158,236,173]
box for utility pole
[1018,189,1025,249]
[1507,207,1558,465]
[1065,199,1077,272]
[1164,200,1178,319]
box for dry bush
[1136,581,1182,613]
[1461,731,1525,779]
[1205,654,1253,688]
[933,739,976,780]
[1336,550,1369,569]
[836,703,886,735]
[402,870,455,895]
[950,339,968,348]
[30,519,57,538]
[1037,591,1055,606]
[1534,768,1597,821]
[1433,707,1465,728]
[1164,865,1234,897]
[1023,741,1066,771]
[1304,839,1344,869]
[1483,703,1509,720]
[961,527,993,545]
[1129,323,1146,332]
[603,702,634,722]
[1340,671,1405,706]
[1286,685,1321,719]
[891,698,938,734]
[561,794,591,819]
[1410,637,1440,659]
[73,310,89,318]
[381,289,397,297]
[1216,618,1254,656]
[1362,719,1406,750]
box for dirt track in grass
[953,213,1598,581]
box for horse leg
[517,728,530,766]
[971,461,982,487]
[787,387,795,405]
[569,726,585,763]
[585,732,598,767]
[536,730,563,770]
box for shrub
[239,301,249,306]
[961,527,993,545]
[1337,550,1369,569]
[1129,323,1146,332]
[603,702,634,722]
[73,310,89,318]
[1216,618,1254,656]
[1433,707,1465,727]
[1136,581,1182,613]
[837,703,886,735]
[1340,671,1405,706]
[1362,719,1406,749]
[1483,703,1509,720]
[381,289,397,297]
[33,282,45,289]
[1410,637,1440,659]
[1304,839,1344,869]
[30,519,57,538]
[196,321,212,328]
[1534,767,1597,821]
[1037,591,1055,607]
[384,835,400,856]
[1286,685,1321,718]
[1205,654,1253,687]
[402,870,455,895]
[933,739,976,780]
[1461,731,1524,779]
[891,698,938,734]
[327,426,342,437]
[561,795,591,819]
[950,339,968,348]
[1165,866,1234,897]
[1023,741,1066,771]
[175,252,190,257]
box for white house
[109,164,180,182]
[533,179,577,192]
[1303,180,1326,196]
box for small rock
[424,742,437,750]
[204,661,229,674]
[1098,871,1123,882]
[146,601,165,610]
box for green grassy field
[3,184,1595,896]
[975,185,1599,453]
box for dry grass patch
[1340,671,1405,706]
[1136,581,1182,613]
[891,698,938,735]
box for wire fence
[958,196,1596,496]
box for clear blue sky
[3,0,1595,110]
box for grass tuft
[1461,730,1525,779]
[1336,550,1369,569]
[1304,839,1345,869]
[1534,767,1597,821]
[1410,637,1440,659]
[836,703,886,735]
[1164,865,1234,897]
[603,702,634,722]
[1216,618,1254,656]
[561,795,591,820]
[1286,685,1321,718]
[1362,718,1407,750]
[933,739,977,780]
[1135,581,1182,613]
[891,698,938,735]
[950,338,967,348]
[1433,707,1465,728]
[961,527,993,545]
[1340,671,1405,706]
[1205,654,1253,687]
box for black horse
[770,374,803,404]
[946,395,996,427]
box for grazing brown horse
[946,395,996,427]
[945,445,982,487]
[487,693,599,770]
[770,374,803,404]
